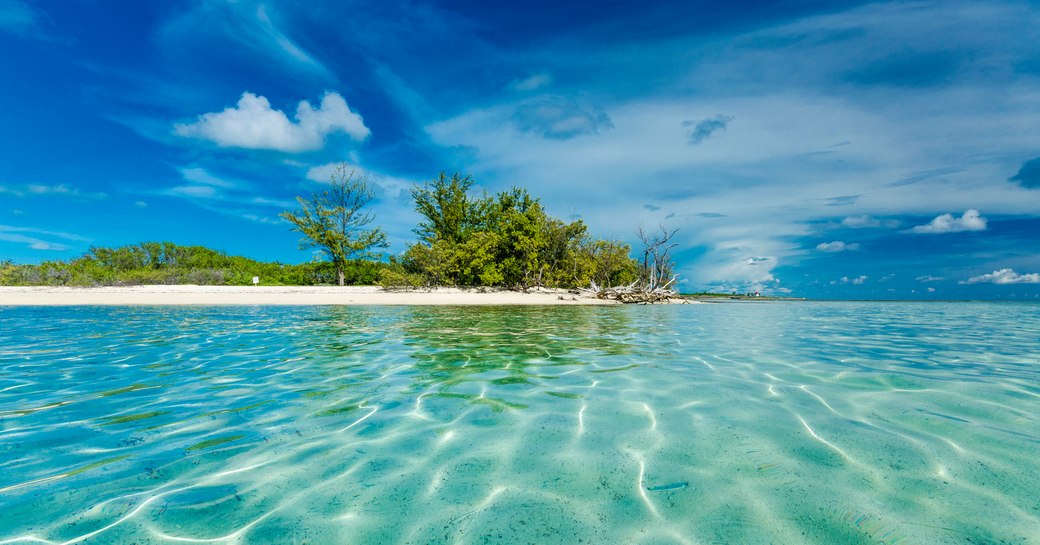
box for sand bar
[0,285,623,306]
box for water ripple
[1,303,1038,543]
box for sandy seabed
[0,285,624,306]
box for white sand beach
[0,285,627,306]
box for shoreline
[0,285,626,306]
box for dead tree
[582,224,685,304]
[636,224,679,291]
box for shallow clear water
[1,302,1038,544]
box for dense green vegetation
[2,171,654,289]
[0,242,390,286]
[383,173,639,289]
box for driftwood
[581,278,687,304]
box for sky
[1,0,1039,299]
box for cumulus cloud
[682,114,733,145]
[174,92,369,152]
[512,96,613,140]
[909,209,986,234]
[915,274,945,282]
[960,268,1040,285]
[423,1,1040,290]
[1008,157,1040,189]
[509,73,552,92]
[816,240,860,252]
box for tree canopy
[281,165,388,285]
[3,170,674,294]
[392,172,639,289]
[0,242,391,286]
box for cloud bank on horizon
[1,0,1039,298]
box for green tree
[488,187,552,288]
[402,172,642,290]
[411,172,484,244]
[281,165,388,286]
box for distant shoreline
[0,285,627,306]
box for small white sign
[252,276,260,285]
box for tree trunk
[337,267,345,286]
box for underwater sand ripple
[1,303,1039,543]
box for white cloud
[250,196,295,207]
[916,274,945,282]
[679,222,807,289]
[174,92,369,152]
[841,215,899,229]
[305,162,414,197]
[165,185,219,199]
[29,241,67,251]
[509,73,552,92]
[0,183,106,199]
[253,5,324,72]
[156,167,248,203]
[909,209,987,234]
[511,96,613,139]
[831,275,868,285]
[28,183,73,195]
[241,213,282,225]
[134,201,148,208]
[421,1,1040,288]
[816,240,860,252]
[179,167,242,188]
[158,2,330,77]
[927,287,936,293]
[305,162,353,183]
[961,268,1040,285]
[0,224,86,252]
[155,166,298,227]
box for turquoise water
[1,302,1038,544]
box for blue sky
[2,0,1039,299]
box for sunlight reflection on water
[1,302,1038,544]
